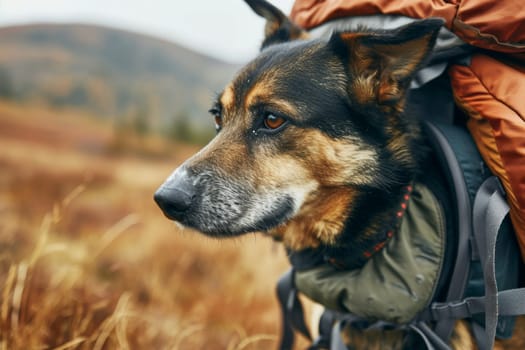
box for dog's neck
[323,184,414,269]
[269,181,414,269]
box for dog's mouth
[226,195,296,235]
[162,196,295,237]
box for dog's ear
[330,19,443,107]
[244,0,308,49]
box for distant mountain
[0,23,240,132]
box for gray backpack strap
[423,122,475,341]
[276,268,311,350]
[472,176,510,350]
[330,321,347,350]
[422,289,525,321]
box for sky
[0,0,296,63]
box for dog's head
[155,0,442,250]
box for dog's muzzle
[154,165,296,236]
[154,171,196,221]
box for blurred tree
[168,111,193,143]
[167,110,214,145]
[133,105,150,136]
[67,83,89,107]
[0,66,14,99]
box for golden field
[0,101,301,349]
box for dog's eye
[263,114,286,130]
[214,114,222,130]
[209,107,222,131]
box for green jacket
[295,183,446,324]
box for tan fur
[269,187,356,249]
[253,128,377,249]
[384,117,418,167]
[375,38,433,80]
[244,72,278,108]
[450,321,477,350]
[339,34,380,106]
[340,32,435,107]
[264,20,281,38]
[185,127,247,173]
[342,325,405,350]
[264,19,309,41]
[378,76,402,103]
[298,129,379,186]
[296,30,311,41]
[220,83,236,112]
[256,153,318,192]
[352,73,378,105]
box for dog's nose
[154,174,196,219]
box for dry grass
[0,101,301,349]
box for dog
[154,0,525,348]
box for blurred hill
[0,23,240,141]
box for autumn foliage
[0,101,294,349]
